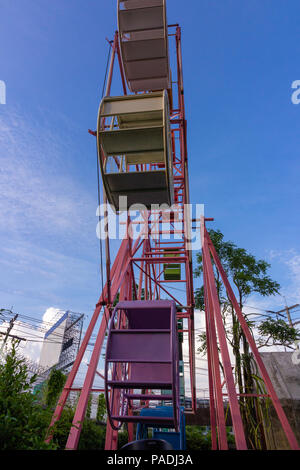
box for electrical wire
[96,40,112,300]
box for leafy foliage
[78,418,106,450]
[185,426,211,450]
[96,393,106,422]
[0,341,54,450]
[45,368,66,408]
[194,228,287,449]
[185,426,235,450]
[86,393,92,418]
[258,318,299,348]
[197,332,207,356]
[195,229,280,309]
[195,229,285,355]
[0,341,108,450]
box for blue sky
[1,0,300,331]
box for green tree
[194,229,298,449]
[46,403,108,450]
[96,393,106,422]
[78,419,106,450]
[257,318,299,349]
[185,426,211,450]
[86,393,93,418]
[0,341,109,450]
[185,426,235,450]
[45,368,66,408]
[0,341,54,450]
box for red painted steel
[47,25,197,450]
[201,218,300,450]
[45,13,300,452]
[201,217,247,450]
[202,262,229,449]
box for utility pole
[271,304,299,327]
[285,305,298,328]
[267,304,300,351]
[1,313,18,349]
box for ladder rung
[107,380,172,389]
[111,329,170,333]
[125,394,173,401]
[111,416,175,426]
[108,359,171,363]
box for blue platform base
[136,406,186,450]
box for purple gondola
[104,300,180,431]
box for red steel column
[202,218,247,450]
[206,227,300,450]
[45,237,130,443]
[65,237,140,449]
[202,240,228,449]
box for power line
[0,312,98,344]
[267,304,300,327]
[0,313,18,350]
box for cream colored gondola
[118,0,171,93]
[97,90,173,210]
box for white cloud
[0,307,64,364]
[0,106,102,314]
[267,248,300,304]
[42,307,63,325]
[0,107,94,239]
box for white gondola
[97,90,173,211]
[118,0,171,93]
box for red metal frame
[45,24,299,451]
[201,217,300,450]
[46,26,196,450]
